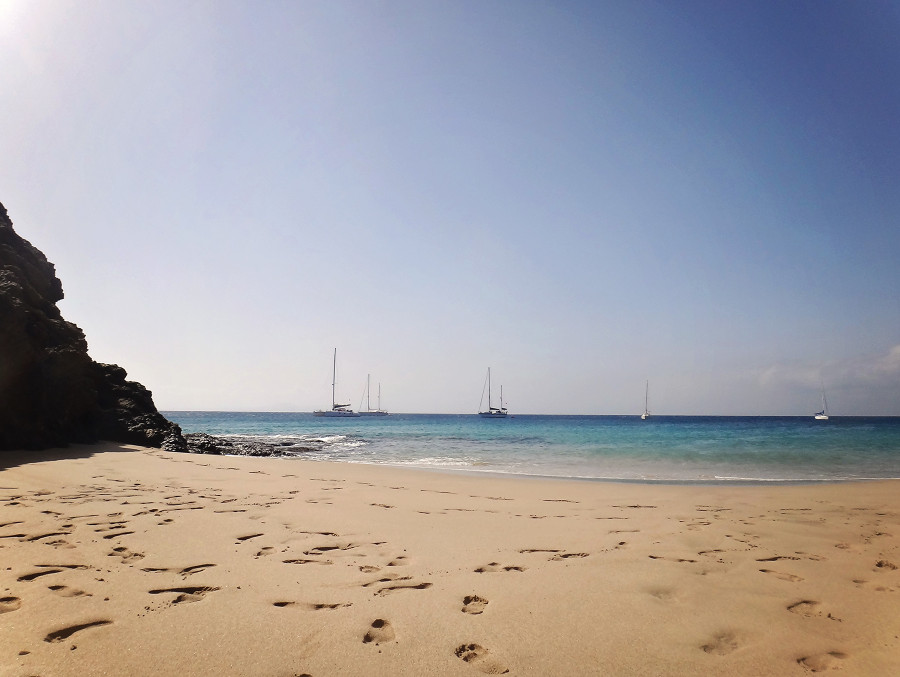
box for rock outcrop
[184,433,306,457]
[0,201,186,452]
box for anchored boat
[478,367,508,418]
[313,349,359,417]
[359,374,388,416]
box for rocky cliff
[0,201,186,452]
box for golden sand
[2,444,899,675]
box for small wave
[315,435,348,443]
[386,457,482,468]
[333,440,367,449]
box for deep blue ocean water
[162,412,900,484]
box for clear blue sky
[2,0,899,414]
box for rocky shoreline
[183,432,311,457]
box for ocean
[163,412,900,484]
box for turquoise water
[163,412,900,483]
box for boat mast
[367,373,371,412]
[331,348,337,409]
[378,383,382,411]
[645,380,649,414]
[487,368,492,411]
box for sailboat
[640,380,651,420]
[358,374,389,416]
[478,367,508,418]
[814,389,829,420]
[313,349,359,417]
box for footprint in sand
[141,564,217,577]
[474,563,526,573]
[787,600,821,617]
[0,596,22,613]
[109,546,144,562]
[363,574,410,587]
[647,587,679,602]
[44,620,113,643]
[787,600,843,621]
[180,564,216,577]
[48,585,90,598]
[17,568,64,582]
[363,618,395,644]
[797,651,847,672]
[759,568,803,582]
[455,643,509,674]
[24,531,72,543]
[649,555,697,563]
[374,582,432,596]
[852,578,896,593]
[875,559,897,570]
[307,602,352,611]
[148,586,219,605]
[236,533,264,543]
[549,552,589,561]
[273,601,352,610]
[462,595,488,614]
[284,558,334,566]
[701,631,740,655]
[304,543,358,555]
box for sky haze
[2,0,899,415]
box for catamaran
[359,374,389,416]
[814,389,829,420]
[313,349,359,417]
[478,367,508,418]
[641,380,651,420]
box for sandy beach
[1,444,898,676]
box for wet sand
[1,443,899,676]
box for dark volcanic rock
[184,433,288,457]
[0,201,186,452]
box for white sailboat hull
[314,409,360,417]
[358,410,389,416]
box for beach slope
[2,445,898,675]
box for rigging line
[479,369,489,412]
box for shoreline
[362,463,900,486]
[165,413,900,484]
[172,447,900,485]
[2,443,899,675]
